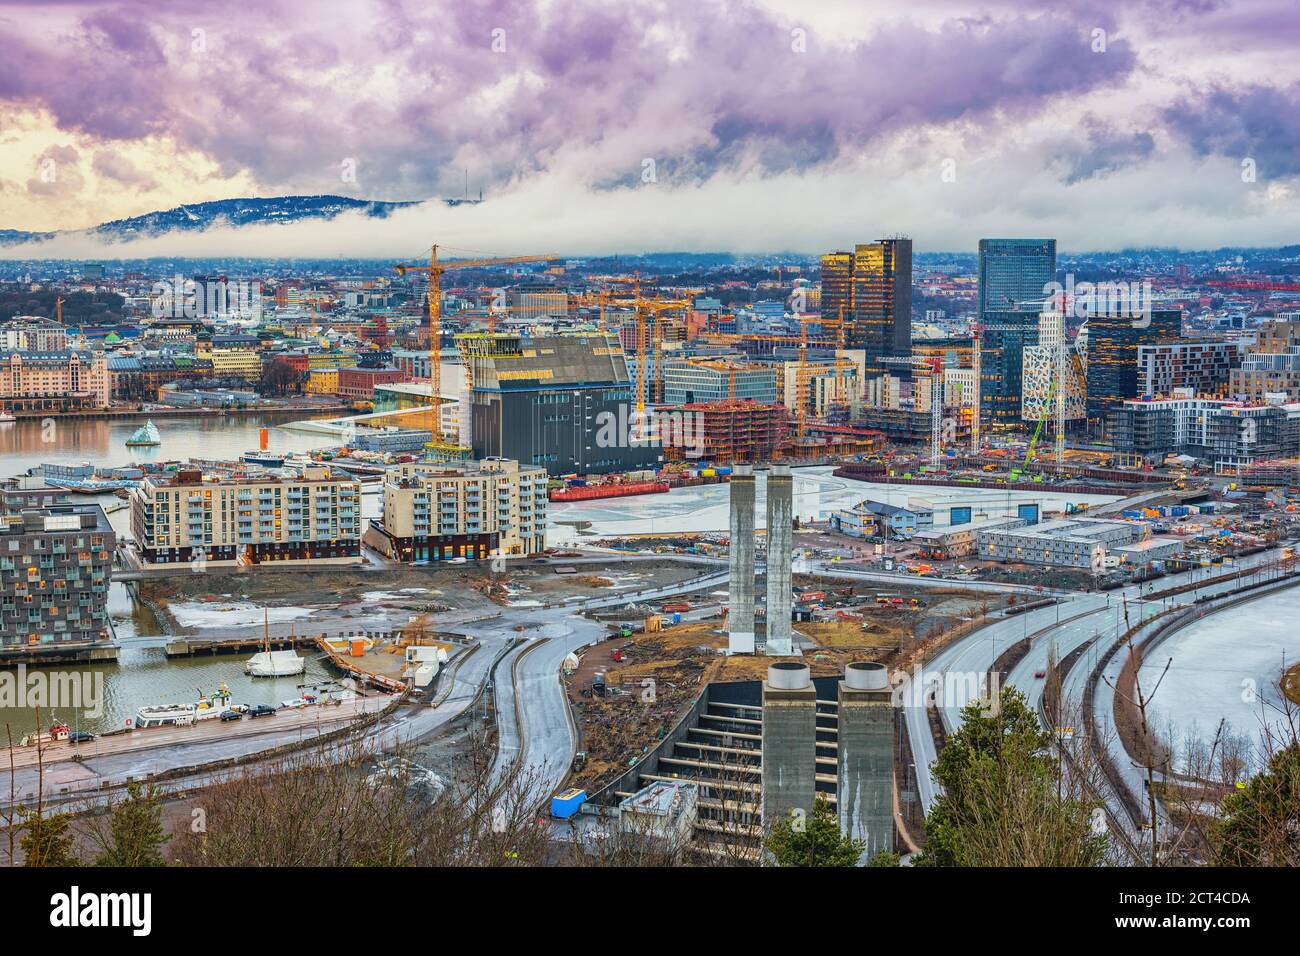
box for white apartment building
[366,457,548,562]
[130,465,362,566]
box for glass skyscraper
[821,239,912,375]
[978,238,1057,315]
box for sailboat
[244,609,305,677]
[125,419,161,447]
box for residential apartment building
[366,458,548,561]
[1229,320,1300,401]
[0,350,110,411]
[195,334,263,381]
[0,504,115,655]
[0,317,69,351]
[1138,340,1240,398]
[130,466,362,567]
[1108,389,1300,471]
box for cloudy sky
[0,0,1297,256]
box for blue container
[551,788,586,819]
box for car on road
[220,710,243,722]
[1033,670,1047,679]
[247,704,277,718]
[68,730,95,743]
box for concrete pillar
[764,464,794,655]
[761,661,817,828]
[837,662,895,861]
[727,464,756,654]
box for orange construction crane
[395,245,558,437]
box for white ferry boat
[135,683,233,729]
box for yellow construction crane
[394,245,558,438]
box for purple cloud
[1163,83,1300,179]
[0,0,1141,200]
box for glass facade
[1087,308,1183,422]
[978,238,1057,314]
[979,306,1041,425]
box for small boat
[125,420,161,447]
[246,648,305,677]
[245,609,305,677]
[135,683,233,729]
[0,412,15,423]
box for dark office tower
[1087,308,1184,424]
[978,238,1057,314]
[850,239,912,374]
[820,251,854,328]
[979,304,1041,426]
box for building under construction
[661,400,788,463]
[459,331,660,476]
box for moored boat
[135,683,233,729]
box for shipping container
[551,788,587,819]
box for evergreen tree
[96,783,167,867]
[916,686,1105,867]
[19,807,78,867]
[764,795,865,867]
[1213,742,1300,866]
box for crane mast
[394,245,558,442]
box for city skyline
[0,0,1297,257]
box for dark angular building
[978,238,1057,314]
[461,332,661,476]
[978,304,1042,426]
[1087,308,1183,424]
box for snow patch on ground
[170,602,316,629]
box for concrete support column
[761,662,817,827]
[764,464,794,655]
[837,661,895,861]
[727,464,756,654]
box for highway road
[906,547,1292,816]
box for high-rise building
[978,238,1057,314]
[819,251,853,328]
[850,239,912,373]
[1021,309,1086,425]
[978,305,1041,426]
[821,240,911,375]
[1087,308,1183,423]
